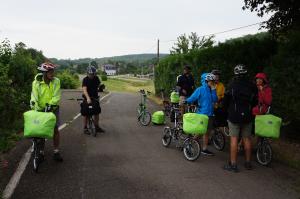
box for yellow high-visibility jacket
[30,73,61,110]
[215,82,225,108]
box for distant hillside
[50,53,168,66]
[96,54,168,64]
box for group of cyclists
[29,61,272,173]
[29,62,104,163]
[176,65,272,172]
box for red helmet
[255,73,268,83]
[37,62,57,72]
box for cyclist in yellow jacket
[211,69,225,105]
[211,69,227,132]
[30,62,63,162]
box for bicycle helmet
[87,66,97,74]
[184,65,191,70]
[37,62,57,72]
[211,69,221,75]
[234,64,247,75]
[205,73,216,81]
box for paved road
[6,92,300,198]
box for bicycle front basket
[152,111,165,125]
[183,113,208,135]
[170,92,180,103]
[24,110,56,139]
[255,114,282,138]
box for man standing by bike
[81,66,104,133]
[30,62,63,162]
[177,65,195,115]
[186,73,218,156]
[223,65,257,172]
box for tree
[171,34,189,54]
[90,60,98,68]
[243,0,300,33]
[0,39,12,65]
[171,33,215,54]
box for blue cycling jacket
[186,73,218,116]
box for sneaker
[201,149,215,156]
[53,152,63,162]
[244,161,253,170]
[96,126,105,133]
[223,162,239,173]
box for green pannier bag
[170,91,180,103]
[255,114,282,138]
[24,110,56,139]
[152,111,165,125]
[183,113,209,135]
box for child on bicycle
[186,73,218,156]
[30,62,63,162]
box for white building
[102,64,117,76]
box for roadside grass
[104,77,163,105]
[104,77,154,93]
[0,132,22,153]
[0,119,23,153]
[272,140,300,170]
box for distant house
[102,64,117,76]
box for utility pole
[154,39,159,81]
[157,39,160,64]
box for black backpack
[230,79,256,122]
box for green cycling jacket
[30,73,61,110]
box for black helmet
[87,66,97,74]
[234,64,247,75]
[211,69,221,75]
[184,65,191,70]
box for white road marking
[2,92,111,199]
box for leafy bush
[101,73,108,81]
[0,40,45,151]
[56,70,80,89]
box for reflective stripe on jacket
[30,73,61,110]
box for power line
[199,22,263,37]
[160,21,264,43]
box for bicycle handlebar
[139,90,151,95]
[44,103,58,112]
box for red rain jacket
[252,73,272,115]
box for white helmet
[205,73,216,81]
[234,64,247,75]
[37,62,57,72]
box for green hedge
[101,74,108,81]
[155,31,300,139]
[56,70,80,89]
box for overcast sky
[0,0,270,59]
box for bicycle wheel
[162,127,172,147]
[32,139,39,172]
[183,138,201,161]
[212,129,226,151]
[88,117,96,137]
[138,110,151,126]
[256,141,273,166]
